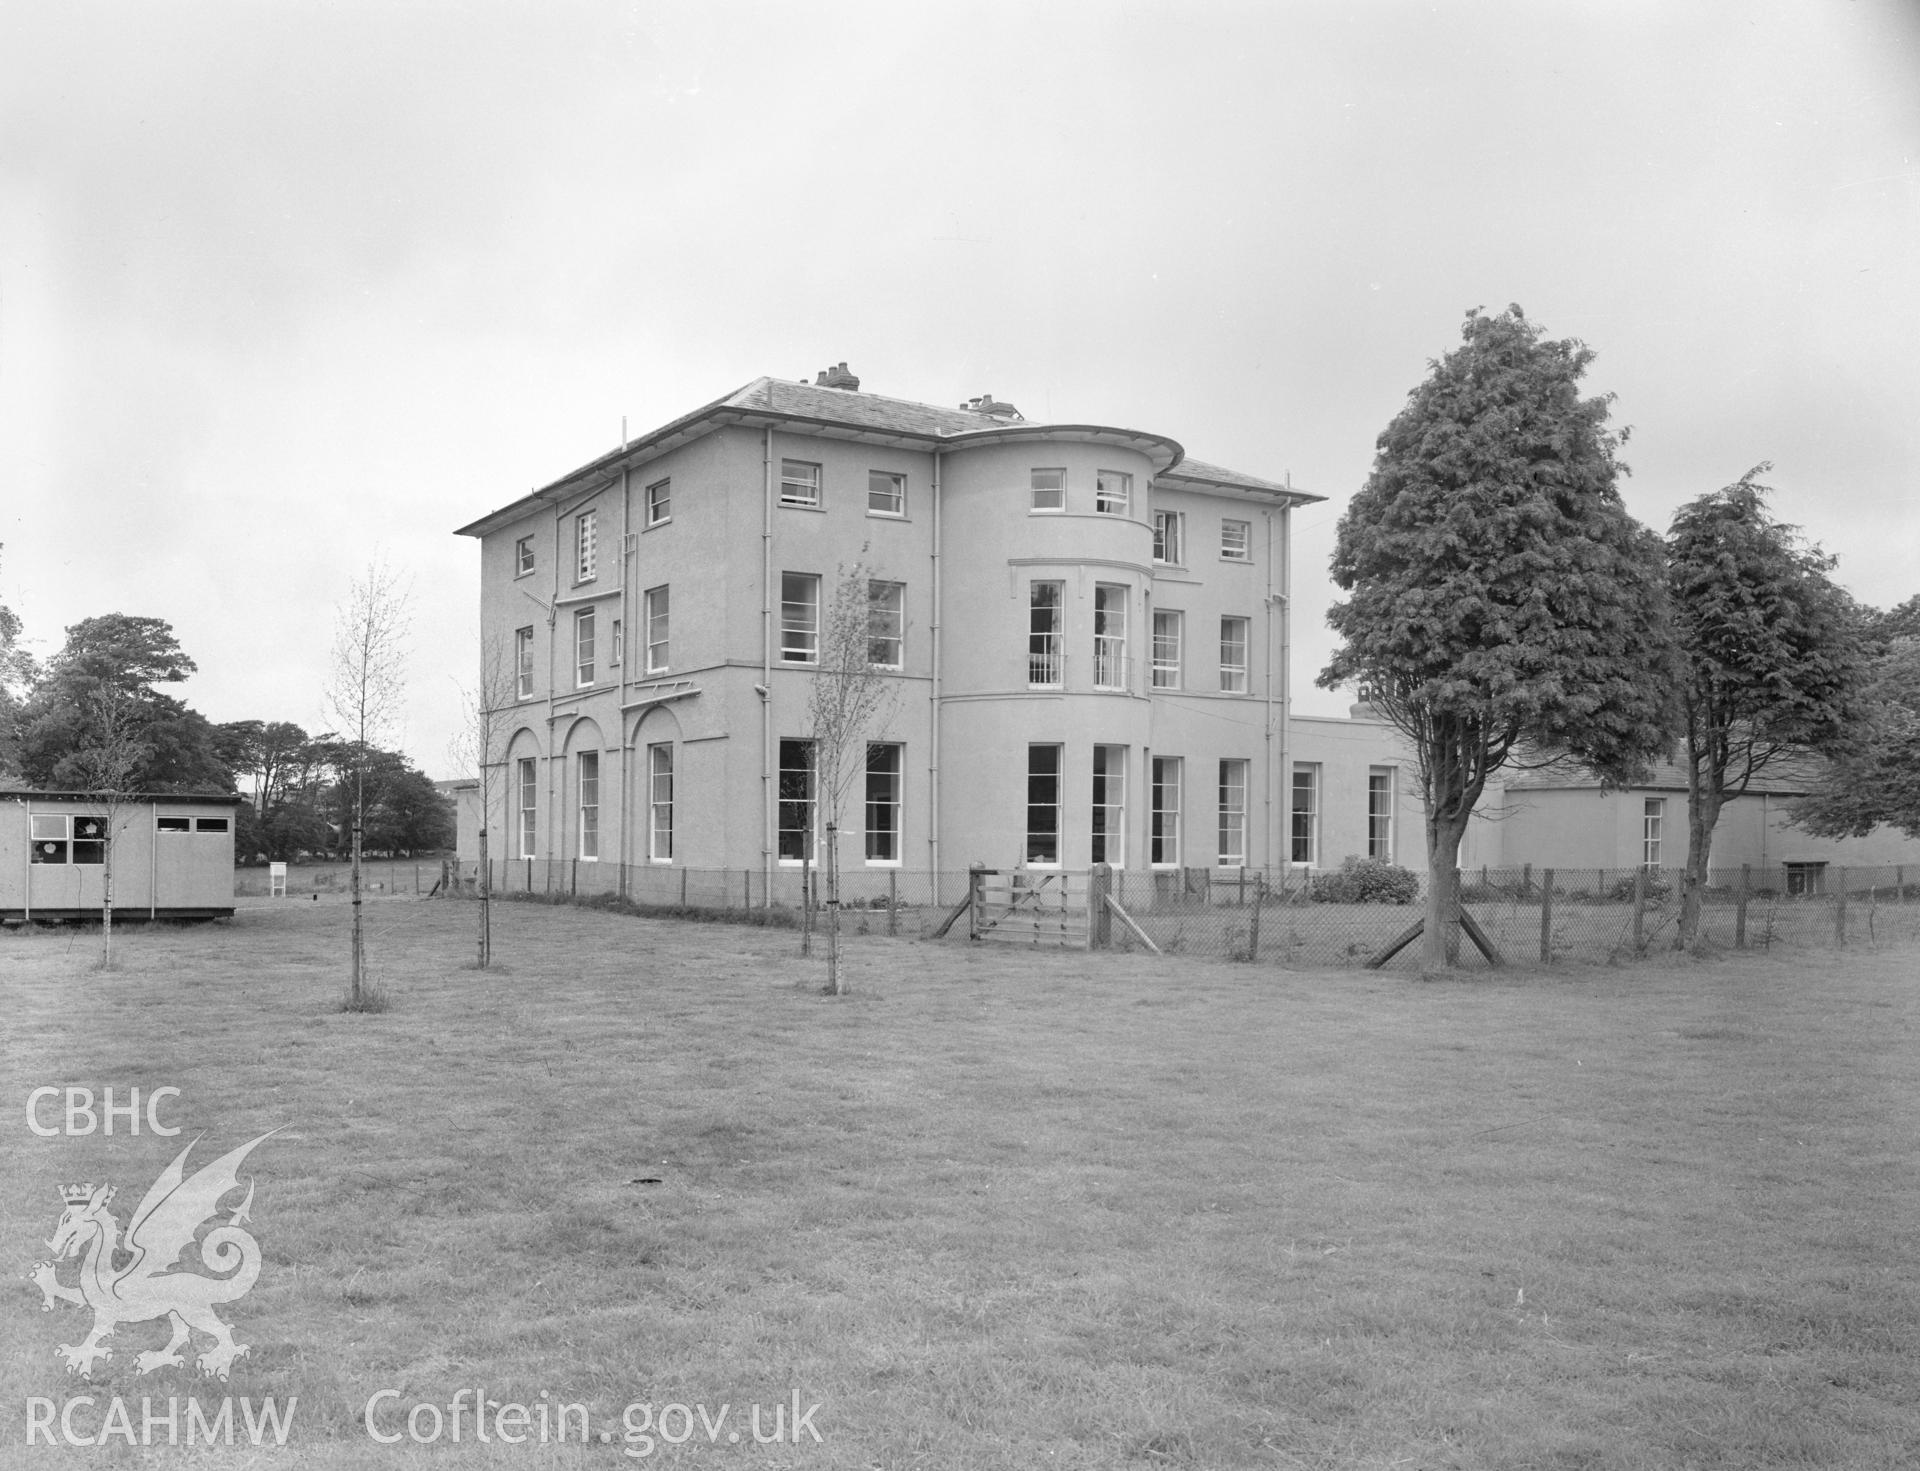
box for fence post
[1088,863,1112,949]
[1523,861,1532,897]
[1632,866,1647,953]
[1835,867,1848,945]
[1247,872,1264,962]
[679,869,688,916]
[1897,865,1905,904]
[1539,868,1554,965]
[1736,864,1750,949]
[888,871,898,937]
[968,865,986,940]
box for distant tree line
[0,603,452,863]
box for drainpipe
[929,449,943,892]
[761,425,775,907]
[548,496,564,868]
[619,461,632,883]
[1265,508,1277,869]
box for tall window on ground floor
[518,758,537,858]
[865,742,902,862]
[1642,798,1664,869]
[1218,759,1248,867]
[648,744,673,861]
[1368,767,1396,862]
[1151,757,1181,866]
[1092,744,1126,866]
[577,751,599,860]
[1029,580,1064,686]
[778,739,815,861]
[1290,764,1319,865]
[1027,744,1062,865]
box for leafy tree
[1788,614,1920,842]
[15,614,231,793]
[366,765,455,856]
[1320,306,1676,972]
[0,597,34,780]
[1666,467,1869,947]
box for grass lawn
[3,896,1918,1469]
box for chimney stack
[814,362,860,391]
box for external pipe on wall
[1264,508,1279,868]
[928,450,943,892]
[618,461,633,880]
[761,425,775,907]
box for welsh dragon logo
[25,1131,277,1381]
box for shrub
[1307,857,1420,905]
[1608,871,1673,903]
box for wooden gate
[970,869,1090,948]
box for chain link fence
[1095,863,1920,968]
[234,859,443,897]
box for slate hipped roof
[456,373,1320,537]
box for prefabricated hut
[1,791,239,923]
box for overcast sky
[4,1,1916,776]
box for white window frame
[1026,744,1063,867]
[1290,763,1320,866]
[646,478,671,528]
[1218,759,1248,868]
[515,626,535,700]
[780,459,822,509]
[515,535,535,577]
[644,585,670,674]
[1093,583,1128,691]
[574,607,596,688]
[517,757,537,858]
[868,580,905,669]
[1221,519,1251,562]
[1151,609,1183,690]
[610,618,623,668]
[575,509,597,583]
[867,470,906,517]
[1152,510,1183,565]
[1092,744,1126,868]
[1150,756,1182,867]
[1368,767,1396,862]
[865,742,903,864]
[1219,616,1249,693]
[30,813,105,866]
[649,744,674,862]
[1029,580,1064,687]
[1095,470,1131,516]
[1030,468,1066,514]
[780,572,820,665]
[1642,797,1664,870]
[577,751,600,860]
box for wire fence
[1094,864,1920,968]
[234,859,445,898]
[254,859,1920,966]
